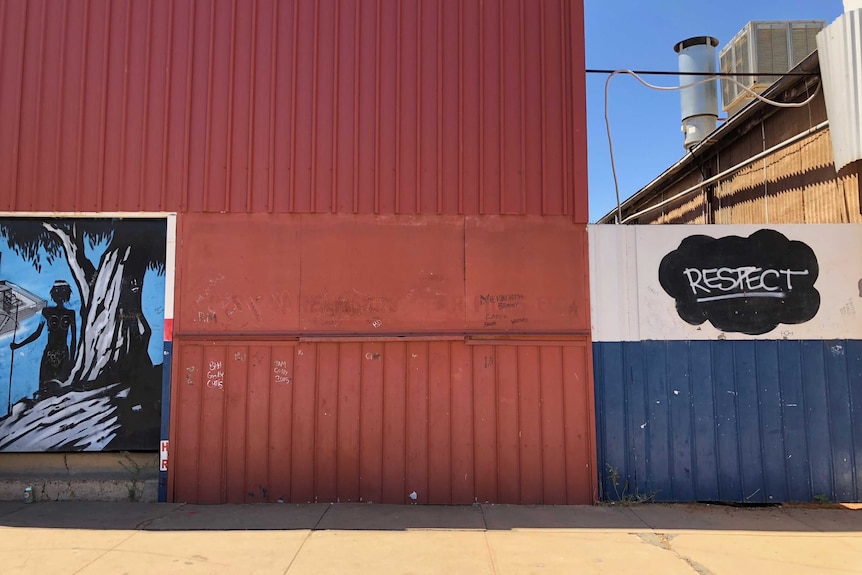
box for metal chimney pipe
[674,36,719,150]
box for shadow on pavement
[0,501,859,533]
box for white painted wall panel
[590,224,862,342]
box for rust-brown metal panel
[1,0,586,219]
[359,341,385,503]
[297,214,466,333]
[381,342,407,504]
[472,344,499,503]
[405,340,430,504]
[450,342,474,504]
[517,346,544,504]
[495,345,521,502]
[268,345,295,501]
[563,343,594,503]
[336,342,361,502]
[246,346,273,503]
[169,338,595,504]
[224,345,249,503]
[176,213,302,334]
[315,343,339,502]
[540,346,568,504]
[171,344,202,503]
[465,216,589,332]
[426,341,453,504]
[290,342,316,502]
[198,345,227,504]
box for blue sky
[585,0,845,222]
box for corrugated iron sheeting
[817,10,862,172]
[706,130,861,224]
[594,339,862,503]
[169,338,596,504]
[0,0,587,219]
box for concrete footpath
[0,501,860,575]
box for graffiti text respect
[683,266,810,302]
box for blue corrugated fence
[594,339,862,503]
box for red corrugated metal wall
[1,0,592,504]
[174,338,593,505]
[0,0,587,220]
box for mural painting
[0,218,166,452]
[659,229,820,335]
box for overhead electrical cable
[603,70,822,224]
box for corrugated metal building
[590,224,862,503]
[597,51,862,225]
[0,0,594,504]
[590,22,862,503]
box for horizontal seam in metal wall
[172,331,591,343]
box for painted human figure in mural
[10,280,77,396]
[0,218,166,452]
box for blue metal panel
[158,340,173,503]
[594,339,862,503]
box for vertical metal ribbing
[117,0,133,211]
[558,0,569,215]
[478,1,484,214]
[266,0,277,212]
[352,0,361,213]
[457,0,464,214]
[180,0,195,211]
[497,1,504,213]
[329,0,340,213]
[29,2,49,210]
[138,0,154,210]
[245,0,259,212]
[9,0,29,210]
[159,0,175,209]
[435,0,443,214]
[53,0,70,208]
[518,0,526,213]
[309,0,320,212]
[224,0,239,210]
[288,0,300,211]
[394,0,401,213]
[201,0,216,211]
[414,0,421,213]
[373,0,381,214]
[74,0,92,208]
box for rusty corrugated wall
[0,0,587,219]
[169,212,595,504]
[174,338,594,505]
[0,0,592,504]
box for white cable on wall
[604,71,823,224]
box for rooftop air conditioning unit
[719,21,825,116]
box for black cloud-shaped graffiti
[658,229,820,336]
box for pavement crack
[482,531,500,575]
[71,529,139,575]
[136,503,187,530]
[311,502,332,531]
[636,533,714,575]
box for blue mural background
[0,238,165,413]
[0,217,167,451]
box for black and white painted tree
[0,219,166,388]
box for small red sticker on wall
[159,440,169,471]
